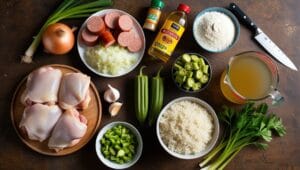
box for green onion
[21,0,113,63]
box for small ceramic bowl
[193,7,240,53]
[77,9,146,78]
[156,97,220,159]
[95,121,143,169]
[171,53,212,93]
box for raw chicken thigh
[48,109,87,152]
[18,67,93,152]
[58,73,91,110]
[21,67,62,105]
[19,104,62,142]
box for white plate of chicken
[10,64,102,156]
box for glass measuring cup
[220,51,283,105]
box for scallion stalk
[21,0,113,63]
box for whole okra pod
[134,66,149,124]
[148,66,164,126]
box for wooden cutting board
[10,64,102,156]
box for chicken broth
[220,53,273,104]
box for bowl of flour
[193,7,240,53]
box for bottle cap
[151,0,165,9]
[177,3,191,14]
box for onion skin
[42,23,75,55]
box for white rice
[159,100,214,154]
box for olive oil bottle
[148,3,190,62]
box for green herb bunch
[199,103,286,170]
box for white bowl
[77,9,146,78]
[95,121,143,169]
[192,7,240,53]
[156,97,219,159]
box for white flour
[194,11,235,51]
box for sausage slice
[118,15,133,31]
[81,28,99,46]
[86,16,105,34]
[117,31,134,47]
[104,12,120,29]
[128,36,142,52]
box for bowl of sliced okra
[172,53,212,93]
[95,121,143,169]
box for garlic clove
[103,84,120,103]
[109,102,123,117]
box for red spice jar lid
[177,3,191,14]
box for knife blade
[229,3,298,71]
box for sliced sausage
[100,29,116,48]
[127,33,142,52]
[81,27,99,46]
[86,16,105,34]
[117,31,134,47]
[118,15,133,31]
[104,12,120,29]
[128,36,142,52]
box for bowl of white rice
[193,7,240,53]
[156,97,219,159]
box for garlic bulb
[104,84,120,103]
[109,102,123,117]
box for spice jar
[143,0,165,31]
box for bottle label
[152,20,185,56]
[145,8,161,24]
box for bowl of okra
[95,121,143,169]
[172,53,212,93]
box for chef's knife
[229,3,298,71]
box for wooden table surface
[0,0,299,169]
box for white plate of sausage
[77,9,146,78]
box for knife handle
[229,3,258,33]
